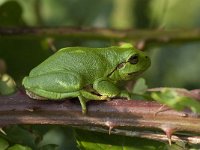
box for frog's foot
[79,90,111,114]
[78,96,88,114]
[80,90,109,101]
[25,90,47,100]
[100,95,110,100]
[119,90,131,100]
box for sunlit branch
[0,90,200,144]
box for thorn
[166,131,172,145]
[105,121,114,135]
[109,126,113,135]
[0,128,6,135]
[161,126,176,145]
[25,108,34,112]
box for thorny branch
[1,27,200,145]
[1,27,200,45]
[0,90,200,144]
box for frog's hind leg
[78,96,88,114]
[23,71,83,99]
[23,72,109,114]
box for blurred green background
[0,0,200,149]
[0,0,200,89]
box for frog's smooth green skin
[22,45,151,114]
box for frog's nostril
[145,56,148,59]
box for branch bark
[0,90,200,144]
[1,27,200,44]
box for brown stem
[1,27,200,44]
[0,90,200,144]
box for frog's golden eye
[128,54,139,64]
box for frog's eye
[128,54,139,64]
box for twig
[147,88,200,100]
[1,27,200,44]
[0,90,200,144]
[77,126,200,144]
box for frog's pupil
[129,54,138,64]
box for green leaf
[38,144,58,150]
[132,78,148,95]
[0,137,9,150]
[0,74,16,95]
[151,89,200,113]
[75,129,166,150]
[7,144,32,150]
[37,126,77,150]
[165,141,187,150]
[188,144,200,150]
[32,126,77,150]
[2,125,37,149]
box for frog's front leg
[93,78,131,100]
[93,79,119,98]
[119,90,131,100]
[78,90,109,114]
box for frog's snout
[143,55,151,68]
[145,55,150,61]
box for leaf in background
[0,1,25,27]
[2,125,37,149]
[132,78,148,95]
[0,137,9,150]
[188,144,200,150]
[151,88,200,113]
[0,73,16,95]
[37,126,77,150]
[38,144,58,150]
[75,129,166,150]
[165,141,187,150]
[7,144,32,150]
[0,59,16,95]
[150,0,200,28]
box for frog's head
[109,48,151,81]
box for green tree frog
[22,44,150,114]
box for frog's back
[29,47,121,83]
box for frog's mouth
[128,70,144,76]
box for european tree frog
[22,45,151,114]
